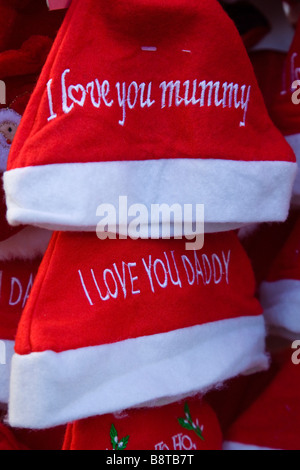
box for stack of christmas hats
[218,1,300,452]
[246,3,300,337]
[1,0,297,448]
[0,13,55,408]
[0,0,67,450]
[250,11,300,206]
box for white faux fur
[3,159,297,235]
[223,441,275,451]
[285,134,300,207]
[0,340,15,404]
[0,227,52,261]
[260,279,300,338]
[8,315,268,429]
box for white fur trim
[260,279,300,337]
[223,441,275,451]
[0,340,15,404]
[285,134,300,206]
[0,227,52,261]
[8,315,268,429]
[3,159,297,234]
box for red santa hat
[3,0,296,236]
[0,256,40,404]
[237,211,300,287]
[259,216,300,340]
[62,397,222,450]
[205,352,284,436]
[250,49,287,120]
[7,230,268,430]
[0,35,56,403]
[251,17,300,206]
[0,34,55,259]
[223,355,300,450]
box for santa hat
[249,45,300,204]
[7,229,268,430]
[259,216,300,340]
[205,352,284,436]
[237,209,300,287]
[250,49,287,118]
[3,0,296,236]
[223,355,300,450]
[62,397,222,450]
[251,17,300,206]
[0,256,41,404]
[0,34,55,259]
[0,35,56,404]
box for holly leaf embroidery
[195,425,205,442]
[184,402,192,421]
[178,402,205,442]
[110,424,118,450]
[178,417,194,431]
[117,435,130,450]
[110,424,130,450]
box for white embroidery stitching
[46,69,251,127]
[78,249,231,305]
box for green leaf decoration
[178,417,194,431]
[196,426,205,442]
[178,403,205,443]
[184,402,192,421]
[117,435,130,450]
[110,424,118,450]
[110,424,130,450]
